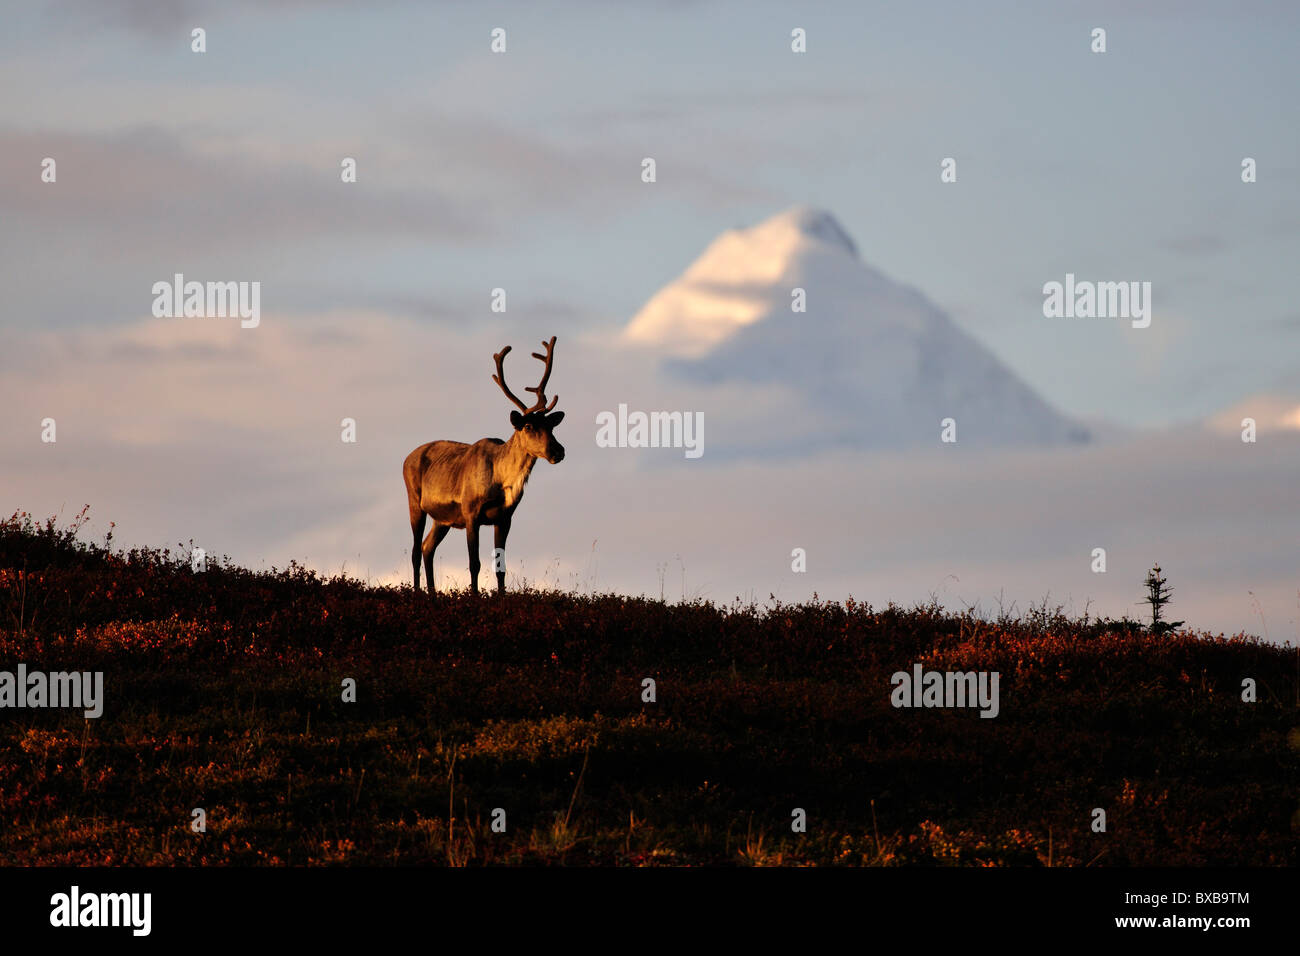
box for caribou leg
[423,523,449,595]
[410,509,427,590]
[493,517,512,595]
[466,522,482,594]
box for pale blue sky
[3,1,1297,426]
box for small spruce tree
[1143,564,1184,635]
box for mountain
[623,206,1089,452]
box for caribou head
[493,338,565,464]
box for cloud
[0,124,491,327]
[1205,392,1300,435]
[1158,234,1229,257]
[38,0,364,39]
[0,106,773,330]
[2,311,1297,640]
[0,126,482,250]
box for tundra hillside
[1,510,1295,866]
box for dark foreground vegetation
[1,509,1296,866]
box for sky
[1,0,1298,639]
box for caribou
[402,336,565,595]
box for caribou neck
[496,431,539,504]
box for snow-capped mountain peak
[622,206,1088,452]
[765,205,859,256]
[623,206,861,358]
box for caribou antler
[525,336,558,413]
[492,336,558,414]
[492,346,531,413]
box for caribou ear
[547,411,565,427]
[510,410,524,430]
